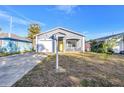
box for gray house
[94,32,124,53]
[35,27,85,53]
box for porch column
[82,37,85,52]
[63,38,66,52]
[54,39,57,53]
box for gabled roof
[0,32,32,42]
[36,27,85,37]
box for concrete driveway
[0,52,46,87]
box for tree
[90,40,98,52]
[28,24,41,49]
[103,37,118,54]
[28,24,41,40]
[90,37,118,54]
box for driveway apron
[0,52,46,87]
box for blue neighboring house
[0,32,32,53]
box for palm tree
[28,24,41,49]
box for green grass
[0,50,33,57]
[0,52,20,57]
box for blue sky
[0,5,124,40]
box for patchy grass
[0,51,33,57]
[13,52,124,87]
[0,52,21,57]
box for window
[67,39,77,48]
[67,41,72,47]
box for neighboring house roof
[36,27,85,37]
[93,32,124,42]
[0,32,32,42]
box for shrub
[107,48,114,54]
[1,47,7,53]
[80,79,114,87]
[97,48,105,53]
[90,40,115,54]
[80,79,89,87]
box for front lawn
[13,52,124,87]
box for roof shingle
[0,32,32,42]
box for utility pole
[9,16,12,38]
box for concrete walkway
[0,52,46,87]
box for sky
[0,5,124,40]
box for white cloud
[13,17,29,25]
[3,6,45,26]
[0,11,29,25]
[82,31,89,35]
[55,5,78,14]
[0,10,10,18]
[87,30,124,40]
[0,10,45,26]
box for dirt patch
[13,52,124,87]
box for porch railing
[66,47,81,51]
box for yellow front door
[58,40,64,52]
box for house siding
[117,36,124,53]
[36,28,85,53]
[109,35,124,53]
[38,29,83,39]
[0,38,32,53]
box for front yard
[13,52,124,87]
